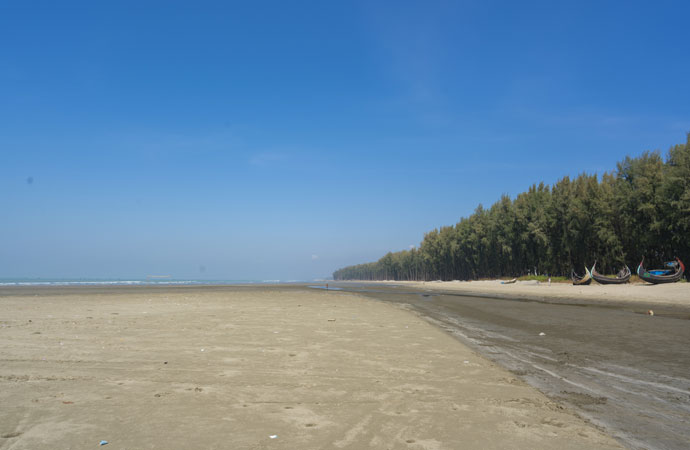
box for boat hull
[591,263,631,285]
[572,266,592,285]
[637,258,685,284]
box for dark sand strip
[333,282,690,450]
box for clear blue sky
[1,1,688,280]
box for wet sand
[0,285,621,449]
[329,282,690,450]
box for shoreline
[0,285,622,449]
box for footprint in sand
[1,431,23,439]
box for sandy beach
[364,279,690,309]
[0,286,622,449]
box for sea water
[0,278,304,287]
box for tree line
[333,134,690,281]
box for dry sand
[0,286,623,449]
[371,279,690,308]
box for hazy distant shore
[0,285,620,449]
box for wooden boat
[571,266,592,285]
[501,278,517,284]
[591,262,631,284]
[637,257,685,284]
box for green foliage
[516,275,568,282]
[333,135,690,281]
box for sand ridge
[361,279,690,308]
[0,286,622,449]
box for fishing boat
[501,278,517,284]
[571,266,592,285]
[591,262,631,284]
[637,257,685,284]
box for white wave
[0,280,212,287]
